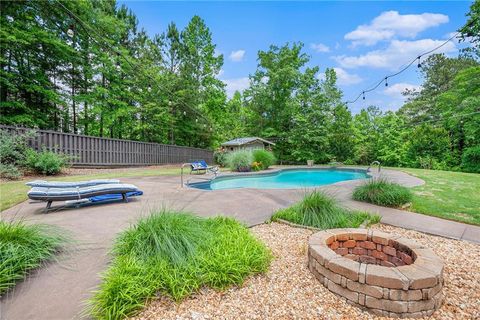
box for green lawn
[397,168,480,225]
[0,167,182,212]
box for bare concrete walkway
[1,168,479,320]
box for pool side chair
[190,160,219,175]
[26,179,120,188]
[27,183,142,212]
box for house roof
[221,137,275,147]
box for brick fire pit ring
[308,228,444,318]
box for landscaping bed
[89,210,271,319]
[133,223,480,320]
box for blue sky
[119,1,473,113]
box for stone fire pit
[308,228,444,318]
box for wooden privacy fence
[0,125,214,167]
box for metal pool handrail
[368,161,381,172]
[181,163,217,188]
[180,163,191,188]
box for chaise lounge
[190,160,218,175]
[27,183,142,212]
[26,179,120,188]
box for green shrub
[0,221,66,295]
[88,210,271,319]
[225,149,253,172]
[272,190,380,229]
[24,148,69,175]
[0,163,22,180]
[213,151,228,167]
[353,178,413,207]
[0,129,36,166]
[252,149,276,170]
[461,146,480,173]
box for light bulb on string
[195,118,198,123]
[362,91,365,100]
[385,77,388,87]
[417,56,422,68]
[67,24,75,38]
[183,111,187,116]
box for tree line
[1,0,479,172]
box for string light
[385,77,388,87]
[67,24,74,37]
[344,20,477,105]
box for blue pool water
[190,169,369,190]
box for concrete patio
[1,167,479,320]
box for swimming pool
[189,168,369,190]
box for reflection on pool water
[189,168,369,190]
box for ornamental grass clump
[353,178,413,207]
[225,149,253,172]
[0,221,66,295]
[272,190,380,229]
[88,210,271,320]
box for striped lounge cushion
[26,179,121,188]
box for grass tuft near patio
[272,190,380,228]
[353,178,412,208]
[0,221,67,295]
[88,210,271,320]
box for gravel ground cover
[133,223,480,320]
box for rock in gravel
[132,223,480,320]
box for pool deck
[1,167,479,320]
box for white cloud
[229,50,245,62]
[317,68,362,86]
[332,67,363,85]
[310,43,330,53]
[345,11,449,46]
[384,82,421,97]
[222,77,249,97]
[335,38,456,69]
